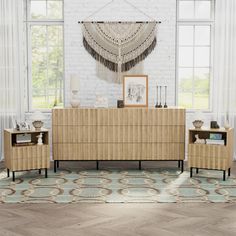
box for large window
[177,0,214,110]
[26,0,64,110]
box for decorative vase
[224,113,230,130]
[224,120,230,130]
[70,90,80,108]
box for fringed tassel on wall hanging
[81,22,158,83]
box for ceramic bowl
[32,120,44,129]
[193,120,204,129]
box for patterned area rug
[0,168,236,203]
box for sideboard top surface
[52,107,185,110]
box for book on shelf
[13,142,36,146]
[209,133,222,140]
[206,139,225,145]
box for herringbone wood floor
[0,161,236,236]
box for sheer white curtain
[0,0,25,159]
[213,0,236,158]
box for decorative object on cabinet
[123,75,148,107]
[94,95,108,108]
[192,110,204,128]
[4,129,50,181]
[224,113,230,130]
[117,100,124,108]
[164,86,168,108]
[155,85,162,108]
[70,74,80,108]
[188,128,234,181]
[36,133,43,145]
[210,121,220,129]
[31,111,45,129]
[192,120,204,129]
[14,121,31,131]
[194,134,205,144]
[52,108,186,173]
[155,85,159,108]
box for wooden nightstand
[188,128,234,180]
[4,128,50,181]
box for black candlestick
[158,86,162,108]
[164,86,168,108]
[155,85,159,108]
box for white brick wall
[64,0,177,107]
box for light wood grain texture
[4,129,50,171]
[188,128,234,170]
[52,108,185,161]
[1,202,236,236]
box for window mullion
[46,25,49,107]
[192,25,195,109]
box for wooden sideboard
[52,108,185,172]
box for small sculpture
[36,133,43,145]
[194,134,205,144]
[210,121,220,129]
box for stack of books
[206,133,225,145]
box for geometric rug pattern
[0,168,236,203]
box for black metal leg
[54,160,57,173]
[96,161,99,170]
[196,168,199,174]
[7,168,10,177]
[223,170,226,181]
[57,160,59,168]
[178,160,180,168]
[181,160,184,173]
[39,169,41,174]
[228,168,231,176]
[190,167,193,178]
[12,171,15,182]
[139,161,141,170]
[45,168,48,178]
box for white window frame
[25,0,64,112]
[176,0,215,112]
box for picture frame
[123,75,148,107]
[13,120,31,131]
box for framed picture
[123,75,148,107]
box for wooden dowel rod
[78,21,161,24]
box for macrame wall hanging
[79,0,161,83]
